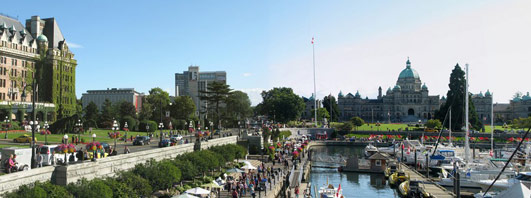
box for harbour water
[309,146,399,198]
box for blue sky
[3,0,530,105]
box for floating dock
[399,162,455,198]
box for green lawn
[1,129,189,144]
[0,144,26,149]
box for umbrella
[201,181,222,189]
[185,187,210,195]
[226,168,244,173]
[242,160,253,166]
[173,193,199,198]
[241,164,257,170]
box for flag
[311,37,314,44]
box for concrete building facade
[81,88,144,112]
[175,66,226,116]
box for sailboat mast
[491,92,494,153]
[464,64,471,163]
[449,108,452,146]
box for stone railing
[199,136,238,150]
[0,166,55,195]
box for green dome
[398,58,420,79]
[485,89,491,96]
[393,85,401,90]
[37,34,48,42]
[422,83,428,90]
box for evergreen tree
[83,102,99,126]
[322,95,340,122]
[99,99,115,127]
[199,81,232,128]
[435,64,483,131]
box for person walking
[124,146,130,154]
[36,153,43,167]
[231,189,238,198]
[6,154,14,173]
[295,186,300,198]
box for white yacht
[364,143,378,158]
[474,172,531,192]
[319,184,344,198]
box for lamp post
[76,119,83,135]
[112,119,119,149]
[159,122,164,142]
[92,133,96,161]
[43,121,49,145]
[4,116,9,139]
[189,120,193,143]
[63,134,68,165]
[124,122,128,142]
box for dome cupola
[398,57,420,79]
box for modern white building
[81,88,144,112]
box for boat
[474,172,531,192]
[318,183,344,198]
[398,180,431,198]
[364,143,378,158]
[384,164,398,178]
[388,171,409,187]
[378,143,399,155]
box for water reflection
[310,146,398,198]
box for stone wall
[0,136,238,195]
[0,166,56,195]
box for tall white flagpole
[312,37,317,127]
[465,64,471,163]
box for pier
[399,162,455,198]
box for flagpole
[312,37,317,127]
[465,64,471,163]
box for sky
[2,0,531,105]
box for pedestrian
[231,189,238,198]
[51,151,56,165]
[36,153,43,167]
[295,186,300,198]
[124,146,130,154]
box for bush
[121,116,138,131]
[5,184,46,198]
[173,159,198,180]
[116,171,152,196]
[338,122,353,132]
[67,178,113,198]
[84,119,98,129]
[4,181,72,198]
[103,178,136,198]
[139,120,157,132]
[133,159,181,190]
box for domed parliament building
[337,58,493,123]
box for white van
[1,147,33,171]
[37,145,59,166]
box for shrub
[173,159,198,180]
[67,178,113,198]
[139,120,157,132]
[134,159,181,190]
[116,171,152,196]
[4,181,72,198]
[121,116,138,131]
[103,177,135,198]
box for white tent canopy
[173,193,199,198]
[185,187,210,195]
[242,164,257,170]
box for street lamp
[63,134,68,165]
[92,133,97,161]
[4,116,9,139]
[112,119,119,149]
[159,122,164,142]
[124,122,128,142]
[189,120,193,142]
[43,121,49,145]
[76,119,83,135]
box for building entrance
[408,109,415,116]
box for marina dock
[399,162,455,198]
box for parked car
[170,135,183,142]
[494,129,504,134]
[133,136,151,146]
[13,134,37,143]
[159,139,171,147]
[37,145,59,166]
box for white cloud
[67,42,83,48]
[242,73,253,77]
[269,0,531,103]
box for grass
[0,129,188,144]
[337,123,526,133]
[0,144,26,149]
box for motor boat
[474,172,531,192]
[398,180,431,198]
[384,164,398,178]
[388,171,409,187]
[378,143,399,155]
[319,183,344,198]
[364,143,378,158]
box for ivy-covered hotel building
[0,15,77,121]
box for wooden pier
[399,162,455,198]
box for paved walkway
[399,163,454,198]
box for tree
[146,88,171,123]
[224,91,252,126]
[138,97,153,121]
[170,96,196,120]
[200,81,232,129]
[350,116,365,131]
[114,100,137,120]
[425,119,442,129]
[83,102,99,128]
[338,122,353,132]
[99,99,115,127]
[512,117,531,129]
[116,172,152,197]
[313,108,330,122]
[322,95,340,122]
[257,87,305,123]
[435,64,483,131]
